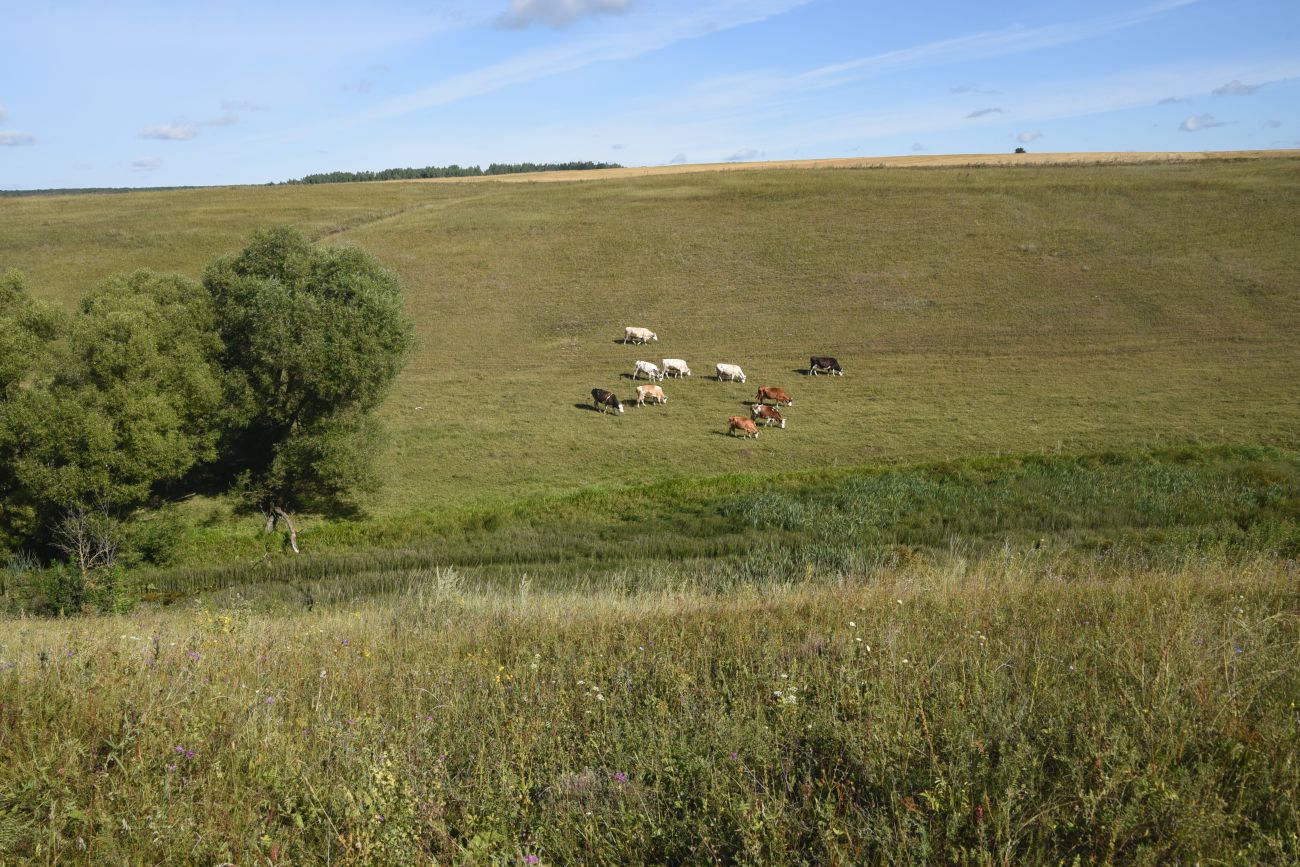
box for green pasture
[3,158,1297,526]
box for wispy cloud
[131,158,162,171]
[350,0,812,124]
[221,99,268,112]
[1180,113,1227,131]
[668,153,688,164]
[1262,119,1281,128]
[1017,130,1042,143]
[1213,79,1259,95]
[910,142,926,152]
[723,147,761,161]
[0,102,7,124]
[966,107,1004,118]
[205,113,240,127]
[1158,96,1189,104]
[950,84,999,95]
[0,131,35,147]
[497,0,631,29]
[140,123,199,141]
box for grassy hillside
[3,158,1298,523]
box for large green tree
[203,227,413,548]
[0,269,226,560]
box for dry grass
[400,149,1300,184]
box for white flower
[849,621,856,628]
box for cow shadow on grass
[793,368,813,376]
[574,402,611,414]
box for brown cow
[751,404,786,428]
[591,388,624,414]
[755,386,793,406]
[635,384,667,406]
[728,415,760,438]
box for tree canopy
[0,228,413,569]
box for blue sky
[1,0,1297,189]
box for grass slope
[3,157,1298,523]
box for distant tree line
[1,228,413,610]
[284,161,623,185]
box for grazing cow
[624,326,658,344]
[632,360,664,381]
[728,415,760,438]
[755,386,793,406]
[715,363,747,383]
[809,356,843,376]
[662,358,692,378]
[635,384,667,406]
[591,388,624,414]
[751,404,786,428]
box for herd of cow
[589,326,843,438]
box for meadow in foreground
[1,552,1296,864]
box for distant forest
[283,161,623,185]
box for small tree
[203,227,413,547]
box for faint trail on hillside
[311,191,496,243]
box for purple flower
[174,745,185,754]
[186,651,201,662]
[730,752,739,761]
[612,772,628,784]
[166,763,177,773]
[185,749,196,759]
[525,856,540,864]
[265,695,277,705]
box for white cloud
[0,102,6,124]
[497,0,631,28]
[911,142,926,152]
[1017,130,1043,143]
[140,123,199,141]
[950,85,998,95]
[967,107,1004,118]
[205,113,240,127]
[0,131,35,146]
[1180,113,1227,131]
[131,158,162,171]
[222,100,269,112]
[1158,96,1189,104]
[723,148,761,161]
[668,153,688,164]
[1213,79,1259,95]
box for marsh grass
[1,554,1296,864]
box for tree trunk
[273,506,300,554]
[264,511,277,533]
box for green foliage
[0,270,225,551]
[204,226,413,515]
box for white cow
[624,326,658,344]
[635,384,667,406]
[633,360,664,381]
[662,358,692,378]
[715,363,747,383]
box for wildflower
[849,621,856,627]
[186,651,201,662]
[525,857,540,865]
[265,695,276,705]
[612,772,628,783]
[897,599,904,605]
[730,752,739,761]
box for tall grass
[1,555,1296,863]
